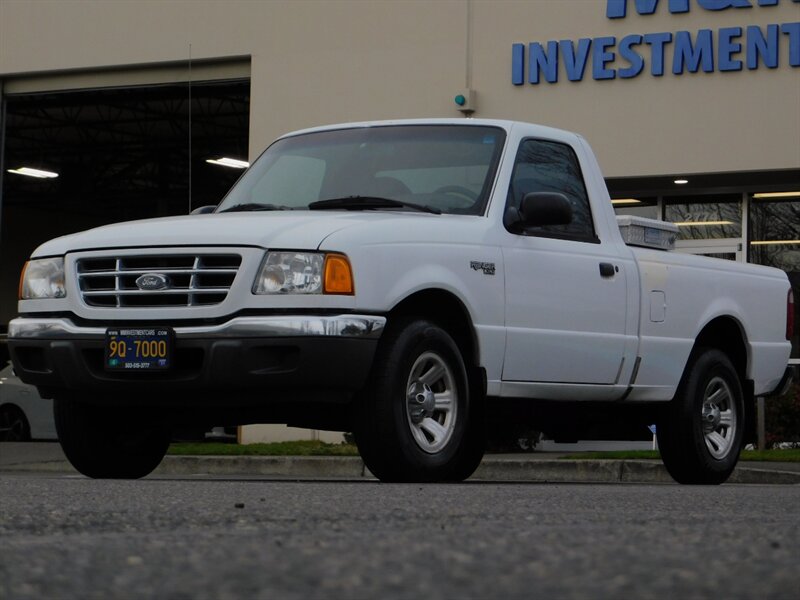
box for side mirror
[520,192,572,227]
[190,205,217,215]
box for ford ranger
[8,119,794,483]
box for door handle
[599,263,617,277]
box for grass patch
[167,443,800,462]
[740,449,800,462]
[561,449,800,462]
[168,440,360,457]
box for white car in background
[0,364,57,441]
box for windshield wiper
[218,203,290,213]
[308,196,441,215]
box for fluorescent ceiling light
[753,191,800,200]
[611,198,642,205]
[7,167,59,179]
[674,221,735,227]
[674,179,689,185]
[751,240,800,246]
[206,157,249,169]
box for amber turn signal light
[18,261,29,300]
[324,254,354,295]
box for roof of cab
[276,118,577,142]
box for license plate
[105,328,173,371]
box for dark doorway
[0,79,250,328]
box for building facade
[1,0,797,442]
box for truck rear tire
[354,318,485,482]
[54,394,170,479]
[657,348,744,485]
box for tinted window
[507,139,596,241]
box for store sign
[512,0,800,84]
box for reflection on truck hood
[31,211,440,257]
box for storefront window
[611,197,658,219]
[664,195,742,241]
[750,197,800,359]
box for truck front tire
[354,318,484,482]
[657,348,744,485]
[54,394,170,479]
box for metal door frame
[674,238,745,262]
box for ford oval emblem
[136,273,170,291]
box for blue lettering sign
[673,29,715,73]
[619,34,646,77]
[560,38,593,81]
[607,0,689,18]
[644,31,674,75]
[718,26,744,70]
[512,43,525,85]
[529,41,559,83]
[783,22,800,66]
[697,0,753,10]
[746,24,779,67]
[593,37,618,79]
[514,1,799,85]
[607,0,794,18]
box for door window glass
[506,139,596,241]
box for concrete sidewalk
[2,442,799,484]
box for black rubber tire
[0,405,32,441]
[54,394,170,479]
[353,318,485,482]
[657,348,744,485]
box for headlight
[253,252,353,295]
[19,257,66,299]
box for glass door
[665,194,745,262]
[749,194,800,361]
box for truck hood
[31,211,443,257]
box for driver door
[502,138,629,385]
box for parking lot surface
[1,474,798,599]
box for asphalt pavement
[2,442,799,484]
[1,475,798,599]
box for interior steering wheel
[432,185,478,206]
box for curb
[4,455,798,484]
[155,455,369,478]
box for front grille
[77,253,242,308]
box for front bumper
[8,315,385,405]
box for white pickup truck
[8,119,794,484]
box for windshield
[216,125,506,215]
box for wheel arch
[388,288,480,369]
[0,401,28,417]
[688,315,758,442]
[691,315,749,382]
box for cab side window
[506,139,597,242]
